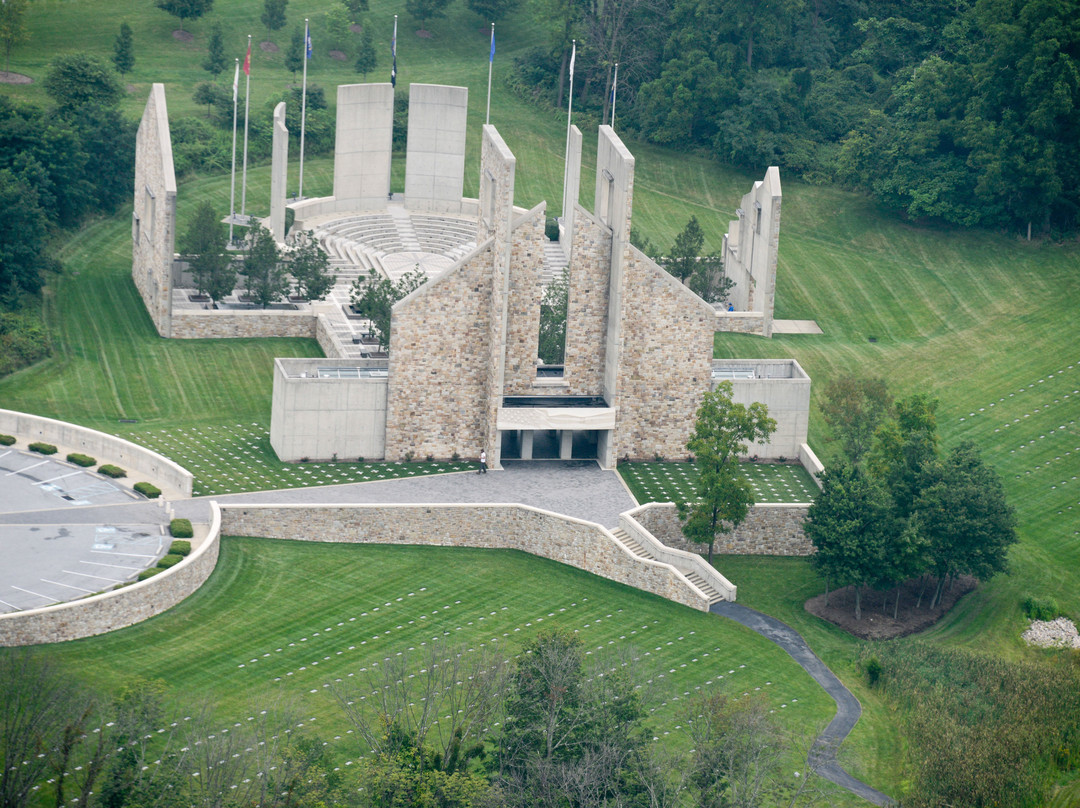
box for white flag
[569,41,576,78]
[232,60,239,102]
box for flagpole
[241,35,252,222]
[486,23,494,125]
[229,58,239,244]
[611,62,618,131]
[390,15,397,198]
[299,18,310,201]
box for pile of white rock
[1022,617,1080,649]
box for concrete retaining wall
[632,501,812,556]
[0,409,193,497]
[0,506,220,646]
[221,503,711,611]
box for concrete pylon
[270,101,288,242]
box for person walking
[478,449,487,474]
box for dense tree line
[510,0,1080,235]
[2,633,828,808]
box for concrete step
[684,571,723,604]
[611,528,653,560]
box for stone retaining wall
[315,314,346,359]
[0,507,220,646]
[0,409,193,497]
[171,310,318,340]
[221,503,710,611]
[632,501,812,556]
[715,312,766,335]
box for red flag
[243,41,251,76]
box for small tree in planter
[179,201,237,304]
[286,230,335,301]
[242,223,289,307]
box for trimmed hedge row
[29,442,57,455]
[134,481,161,498]
[170,519,193,539]
[169,539,191,556]
[0,434,14,446]
[67,452,96,467]
[99,464,126,478]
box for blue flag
[489,28,495,63]
[305,22,313,59]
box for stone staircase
[610,527,727,604]
[542,240,569,287]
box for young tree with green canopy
[867,392,939,517]
[203,24,227,75]
[687,252,733,305]
[820,374,892,466]
[665,214,705,283]
[915,440,1017,608]
[286,231,335,301]
[805,463,897,619]
[155,0,214,33]
[405,0,454,36]
[0,0,31,74]
[285,26,304,78]
[349,268,427,349]
[112,22,135,76]
[537,268,568,365]
[354,27,377,78]
[466,0,519,23]
[261,0,289,41]
[341,0,369,22]
[43,52,123,112]
[242,224,289,308]
[678,382,776,565]
[179,202,237,305]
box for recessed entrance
[499,429,603,461]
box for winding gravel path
[710,602,894,805]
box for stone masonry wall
[171,311,318,340]
[634,502,812,556]
[316,314,346,359]
[611,248,714,462]
[384,242,494,461]
[0,509,220,646]
[220,504,709,611]
[562,209,610,397]
[502,208,546,395]
[714,312,766,335]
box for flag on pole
[486,23,495,124]
[305,21,312,59]
[232,59,239,102]
[569,40,576,78]
[243,39,251,76]
[391,16,398,87]
[489,26,495,62]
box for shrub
[137,567,162,581]
[170,519,193,539]
[404,450,415,462]
[29,442,57,455]
[1023,595,1061,622]
[865,656,882,686]
[169,539,192,556]
[545,217,560,241]
[156,553,184,569]
[99,464,127,478]
[134,481,161,498]
[0,434,14,446]
[426,454,434,462]
[356,456,365,463]
[451,450,460,462]
[67,452,96,467]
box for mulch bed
[0,71,32,84]
[805,575,978,640]
[173,30,194,42]
[416,29,433,38]
[329,50,347,61]
[261,41,279,53]
[350,23,364,33]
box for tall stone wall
[220,504,710,611]
[132,83,177,338]
[170,311,318,340]
[633,502,813,556]
[384,242,495,461]
[722,167,781,337]
[334,83,394,207]
[405,85,469,212]
[502,205,546,395]
[611,248,715,461]
[562,210,610,397]
[559,125,582,262]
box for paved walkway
[711,602,894,806]
[772,319,824,335]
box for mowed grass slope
[38,539,843,783]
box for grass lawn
[36,538,854,788]
[619,460,819,506]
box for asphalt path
[711,601,895,805]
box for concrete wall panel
[333,84,394,206]
[404,85,468,210]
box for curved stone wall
[0,505,221,646]
[0,409,194,497]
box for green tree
[665,215,705,283]
[242,224,289,308]
[341,0,369,22]
[286,230,335,301]
[0,169,55,300]
[192,81,225,117]
[466,0,519,23]
[537,268,568,365]
[636,51,731,147]
[820,374,892,466]
[179,202,237,304]
[285,25,304,78]
[805,463,896,619]
[0,0,30,74]
[261,0,289,41]
[349,268,427,349]
[687,252,733,304]
[203,23,227,75]
[155,0,213,32]
[405,0,455,35]
[678,382,776,565]
[43,52,122,112]
[112,22,135,76]
[354,26,377,78]
[323,4,353,51]
[915,441,1017,608]
[867,392,939,517]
